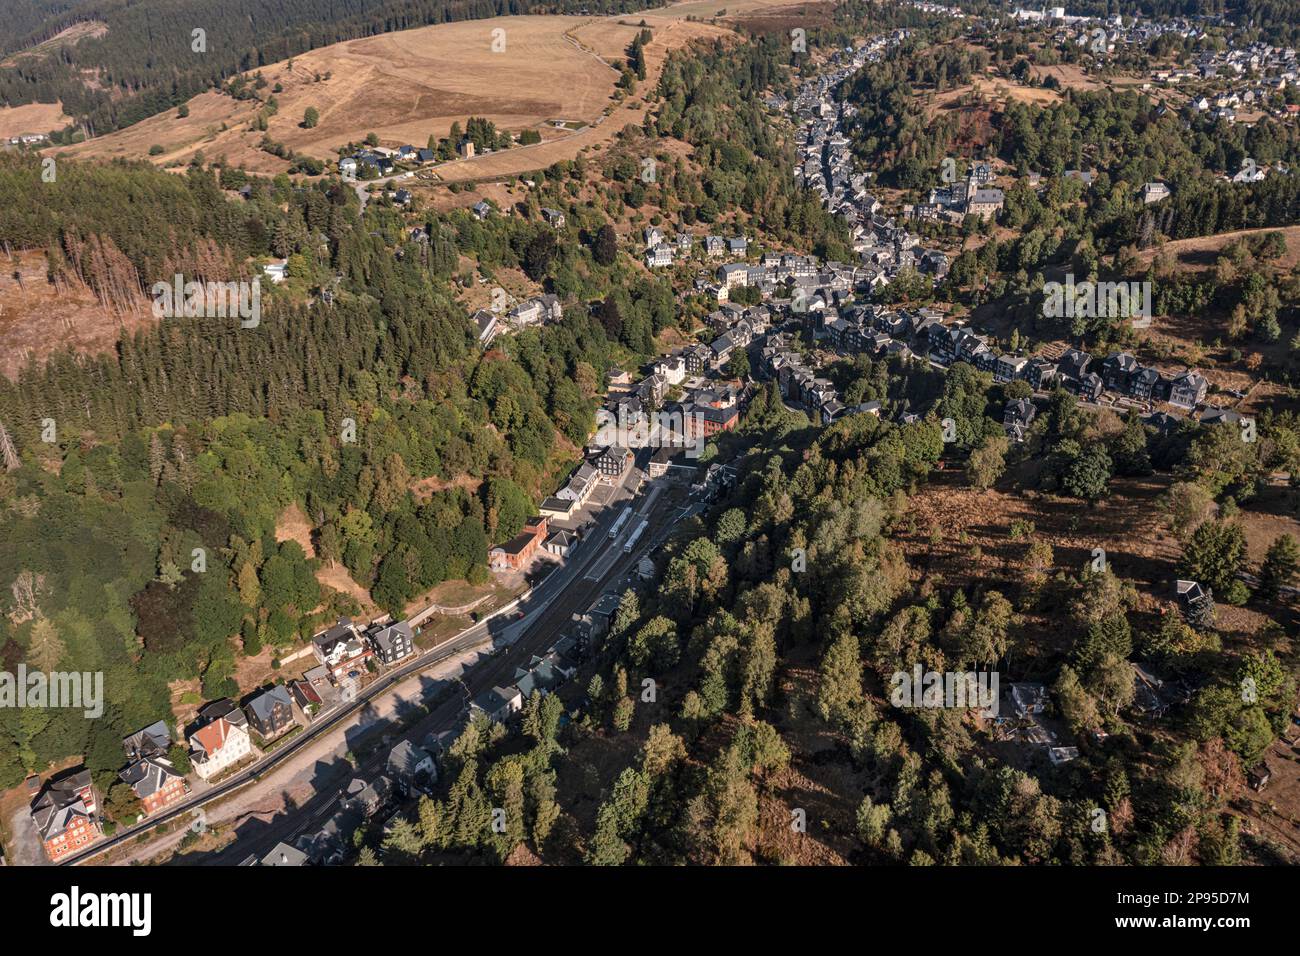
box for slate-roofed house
[197,697,248,729]
[247,693,292,749]
[1131,366,1162,400]
[123,720,172,762]
[473,309,499,349]
[1101,352,1140,392]
[557,462,600,504]
[994,354,1029,383]
[545,528,578,557]
[1168,369,1208,409]
[1025,357,1058,390]
[343,775,393,818]
[1077,371,1104,402]
[296,806,364,864]
[684,342,713,375]
[368,621,414,665]
[593,445,633,480]
[513,653,569,699]
[1057,348,1092,382]
[471,685,524,723]
[119,756,188,816]
[387,740,437,794]
[312,618,373,680]
[966,188,1004,219]
[1003,398,1037,442]
[645,244,673,268]
[32,770,100,861]
[1200,406,1243,427]
[541,207,566,228]
[717,263,750,290]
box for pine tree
[1259,533,1300,599]
[27,618,66,672]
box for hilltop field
[44,0,798,178]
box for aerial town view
[0,0,1293,934]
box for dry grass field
[55,16,629,174]
[1137,225,1300,274]
[428,15,732,183]
[0,101,71,139]
[47,0,800,179]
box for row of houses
[815,298,1213,413]
[273,622,591,865]
[642,226,749,269]
[338,143,442,177]
[761,331,881,425]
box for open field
[372,14,735,184]
[47,0,801,179]
[0,101,71,139]
[53,16,629,174]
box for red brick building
[32,770,101,861]
[119,756,190,815]
[490,516,550,572]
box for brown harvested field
[0,101,71,139]
[0,249,154,380]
